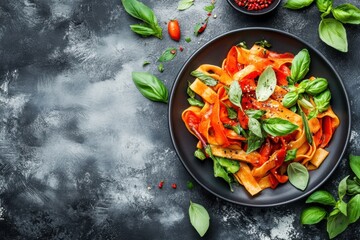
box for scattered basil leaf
[282,91,299,108]
[248,118,263,138]
[227,106,238,119]
[299,105,313,144]
[121,0,162,39]
[285,149,297,162]
[189,201,210,237]
[287,162,309,191]
[255,39,272,48]
[316,0,333,13]
[158,48,177,62]
[301,206,327,225]
[262,118,298,137]
[245,109,266,119]
[158,63,164,72]
[178,0,194,11]
[191,70,218,86]
[338,176,349,200]
[187,180,194,190]
[217,157,240,174]
[246,132,264,153]
[188,98,205,107]
[347,194,360,223]
[306,190,336,206]
[290,49,310,84]
[332,3,360,24]
[193,23,202,36]
[194,148,206,160]
[305,78,328,95]
[319,18,348,52]
[327,212,349,239]
[132,72,168,103]
[185,37,192,43]
[256,66,277,101]
[187,81,195,98]
[204,5,215,13]
[284,0,314,10]
[349,154,360,179]
[143,61,150,66]
[228,80,242,108]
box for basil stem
[132,72,168,103]
[121,0,163,39]
[298,103,313,144]
[316,0,333,13]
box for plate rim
[168,27,352,207]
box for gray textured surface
[0,0,359,239]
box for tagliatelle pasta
[182,42,340,196]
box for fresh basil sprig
[121,0,162,39]
[191,70,218,86]
[189,201,210,237]
[256,66,277,101]
[262,118,298,137]
[301,154,360,239]
[316,0,333,13]
[132,72,168,103]
[287,162,309,191]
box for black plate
[168,28,351,207]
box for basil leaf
[282,91,299,108]
[336,200,348,216]
[204,5,215,13]
[245,109,266,119]
[262,118,298,137]
[248,118,263,138]
[347,178,360,195]
[290,49,310,84]
[187,81,195,98]
[143,61,150,66]
[132,72,168,103]
[213,156,233,191]
[316,0,332,13]
[284,0,314,9]
[319,18,348,52]
[327,212,349,239]
[332,3,360,24]
[306,190,336,206]
[191,70,218,86]
[287,162,309,191]
[158,63,164,72]
[349,154,360,179]
[194,148,206,160]
[301,206,327,225]
[188,98,204,107]
[187,181,194,189]
[158,48,177,62]
[347,194,360,223]
[121,0,162,39]
[255,39,272,48]
[285,149,297,162]
[299,105,313,144]
[189,201,210,237]
[178,0,194,11]
[313,89,331,112]
[298,97,314,110]
[338,176,349,200]
[246,132,264,153]
[185,37,192,43]
[305,78,328,95]
[225,123,247,137]
[237,41,248,49]
[217,157,240,174]
[256,66,277,102]
[130,23,156,37]
[228,80,242,108]
[227,106,238,120]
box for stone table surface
[0,0,359,239]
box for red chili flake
[170,49,177,55]
[171,183,177,189]
[158,180,164,189]
[179,46,184,52]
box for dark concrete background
[0,0,359,239]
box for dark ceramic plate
[168,28,351,207]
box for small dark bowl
[226,0,282,16]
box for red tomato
[168,19,181,41]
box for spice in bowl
[235,0,273,11]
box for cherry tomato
[168,19,181,41]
